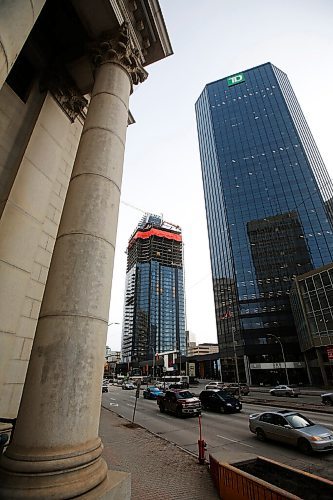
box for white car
[205,381,224,390]
[269,385,300,398]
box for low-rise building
[188,342,219,356]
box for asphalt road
[102,385,333,482]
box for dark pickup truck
[157,389,201,417]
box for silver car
[249,410,333,453]
[269,385,300,398]
[205,382,224,390]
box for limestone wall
[0,82,45,217]
[0,91,83,418]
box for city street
[102,385,333,482]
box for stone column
[0,1,46,90]
[0,23,147,499]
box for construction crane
[121,200,181,230]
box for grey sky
[107,0,333,350]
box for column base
[0,455,112,499]
[0,467,130,500]
[80,470,131,499]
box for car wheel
[159,405,165,413]
[323,399,333,406]
[294,394,299,398]
[256,428,266,442]
[219,406,225,414]
[143,394,146,399]
[298,438,312,455]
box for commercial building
[0,1,172,498]
[188,342,219,356]
[195,63,333,386]
[121,214,186,370]
[290,263,333,385]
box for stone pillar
[0,23,147,499]
[0,1,46,90]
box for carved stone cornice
[41,68,88,123]
[90,22,148,91]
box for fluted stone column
[0,23,147,499]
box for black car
[321,393,333,406]
[199,389,242,413]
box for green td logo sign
[227,73,245,86]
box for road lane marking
[109,403,118,407]
[109,397,116,400]
[217,434,253,448]
[127,403,135,408]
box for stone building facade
[0,1,171,498]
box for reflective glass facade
[195,63,333,384]
[121,215,186,363]
[290,264,333,385]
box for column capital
[91,22,148,90]
[41,67,88,123]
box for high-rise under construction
[121,214,186,365]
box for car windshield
[216,391,234,400]
[285,414,314,429]
[176,391,193,399]
[150,388,160,392]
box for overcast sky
[107,0,333,351]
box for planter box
[210,454,333,500]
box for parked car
[249,409,333,453]
[269,385,300,398]
[200,389,242,413]
[321,393,333,406]
[143,386,164,400]
[102,382,108,393]
[157,390,201,417]
[205,381,224,391]
[224,383,250,396]
[122,382,136,390]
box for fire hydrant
[198,414,207,464]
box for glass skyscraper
[195,62,333,385]
[121,214,186,366]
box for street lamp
[267,334,290,386]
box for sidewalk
[99,406,219,500]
